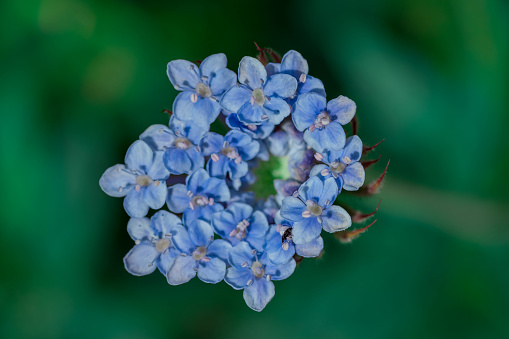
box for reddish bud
[161,109,172,116]
[193,60,202,65]
[351,115,358,135]
[351,199,381,223]
[336,219,377,244]
[361,154,381,169]
[363,138,385,155]
[355,159,390,196]
[254,42,269,66]
[265,48,282,63]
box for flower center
[229,219,250,239]
[306,200,323,216]
[192,195,209,207]
[251,260,265,278]
[136,175,153,186]
[222,146,239,160]
[314,111,331,129]
[174,137,192,150]
[192,246,207,260]
[155,238,171,252]
[330,161,346,174]
[251,88,265,106]
[195,83,212,98]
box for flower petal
[265,258,296,281]
[220,86,252,114]
[263,74,298,98]
[163,148,192,175]
[292,217,322,245]
[147,151,170,180]
[318,177,339,207]
[280,197,306,222]
[167,60,200,90]
[245,211,269,251]
[227,160,249,180]
[298,75,326,97]
[238,56,267,89]
[166,255,197,285]
[225,266,253,290]
[206,239,232,262]
[127,217,154,241]
[280,50,309,78]
[173,91,220,126]
[298,176,324,202]
[211,209,237,238]
[342,162,365,191]
[183,203,223,225]
[199,53,227,79]
[295,236,324,257]
[321,205,352,233]
[151,210,182,235]
[123,242,159,276]
[237,101,265,125]
[303,121,346,152]
[265,62,280,76]
[199,132,224,156]
[263,97,291,125]
[292,92,326,131]
[168,116,208,145]
[267,131,290,157]
[200,177,230,202]
[198,257,226,284]
[125,140,154,173]
[99,164,136,197]
[188,219,214,247]
[171,225,194,254]
[139,124,174,151]
[228,241,255,268]
[243,278,275,312]
[342,135,363,163]
[327,95,356,125]
[157,248,179,275]
[228,203,253,221]
[186,168,209,193]
[210,68,237,97]
[124,188,150,218]
[206,155,229,179]
[144,180,167,210]
[166,183,190,213]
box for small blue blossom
[211,203,269,251]
[224,242,296,312]
[123,211,181,276]
[292,92,356,152]
[167,53,237,126]
[220,56,297,125]
[167,219,232,285]
[200,130,260,179]
[99,140,169,217]
[225,113,274,139]
[264,211,324,266]
[266,50,326,106]
[311,135,365,191]
[166,169,230,225]
[273,179,302,206]
[280,176,352,244]
[140,117,208,175]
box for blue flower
[167,219,232,285]
[273,179,302,206]
[280,176,352,244]
[200,130,260,180]
[123,211,182,276]
[166,169,230,225]
[140,117,208,175]
[220,56,297,125]
[225,113,274,139]
[224,242,296,312]
[266,50,326,106]
[211,203,269,251]
[167,53,237,126]
[292,92,357,152]
[311,135,365,191]
[264,211,324,265]
[99,140,169,218]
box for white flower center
[251,260,265,278]
[195,83,212,98]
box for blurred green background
[1,0,509,338]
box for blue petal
[166,183,190,213]
[166,255,197,285]
[157,248,179,275]
[318,177,339,207]
[243,278,275,312]
[298,176,324,202]
[151,210,182,235]
[211,209,237,238]
[173,91,220,126]
[237,101,265,125]
[99,164,136,197]
[266,228,295,265]
[292,217,322,245]
[125,140,153,173]
[200,177,230,202]
[228,241,255,268]
[228,202,253,221]
[265,258,296,281]
[303,121,346,152]
[167,59,200,91]
[139,124,174,151]
[292,92,326,131]
[225,266,253,290]
[280,50,309,78]
[171,225,194,254]
[280,197,306,222]
[209,68,237,97]
[342,162,365,191]
[168,116,208,145]
[147,151,170,180]
[267,130,290,156]
[220,86,252,114]
[327,95,357,125]
[188,219,214,247]
[245,211,269,251]
[185,148,204,172]
[321,205,352,233]
[127,217,154,241]
[227,160,249,180]
[186,168,209,193]
[226,114,274,139]
[342,135,363,163]
[206,239,232,262]
[206,155,229,179]
[263,74,298,98]
[265,62,280,77]
[198,257,226,284]
[124,188,150,218]
[263,97,291,125]
[309,164,328,178]
[183,203,223,225]
[144,181,167,210]
[295,236,324,257]
[199,53,227,79]
[199,132,224,156]
[163,148,192,175]
[123,242,159,276]
[298,75,326,97]
[238,56,266,89]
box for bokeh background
[1,0,509,338]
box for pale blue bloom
[224,242,296,312]
[280,176,352,244]
[99,140,169,218]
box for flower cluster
[100,48,385,311]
